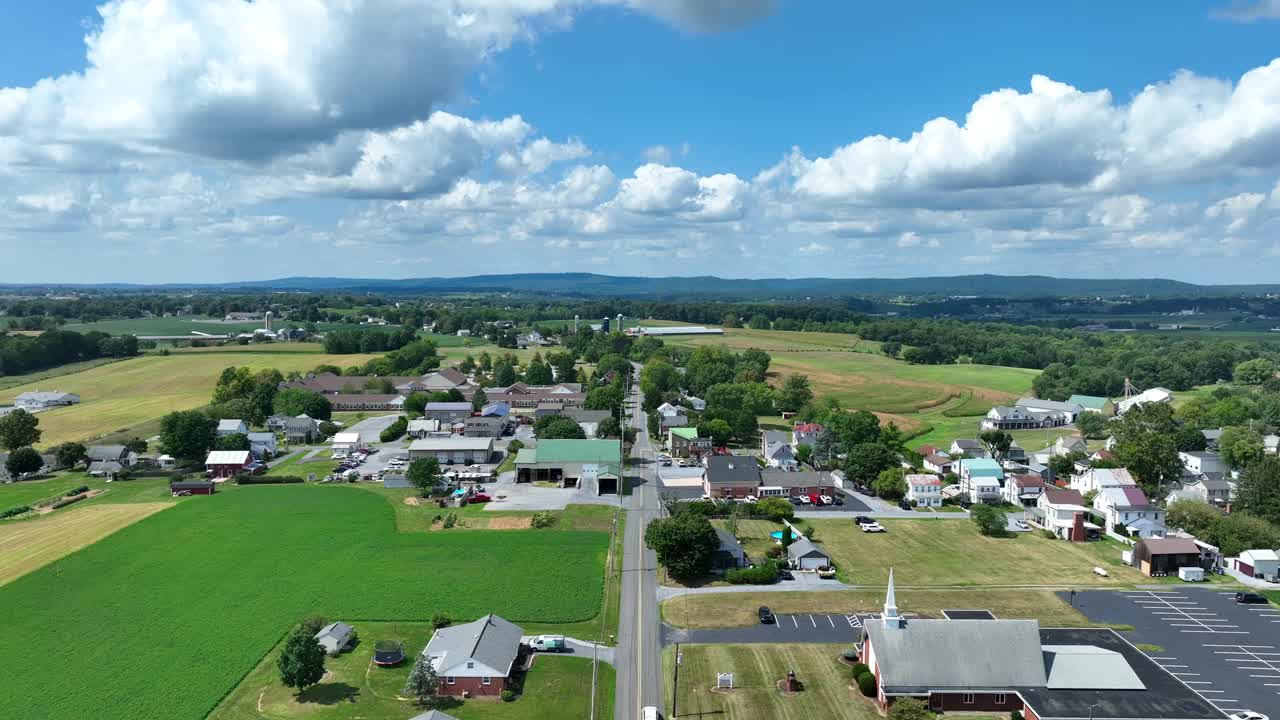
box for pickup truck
[528,635,567,652]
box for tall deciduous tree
[5,447,44,477]
[644,512,719,580]
[51,441,87,469]
[273,388,333,420]
[777,374,814,413]
[1233,456,1280,527]
[159,410,217,464]
[979,430,1012,462]
[406,457,444,497]
[277,627,326,693]
[1218,426,1265,470]
[470,387,489,412]
[1110,403,1183,493]
[1165,500,1222,537]
[0,409,41,452]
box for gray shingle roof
[758,471,832,489]
[421,614,523,677]
[704,455,761,486]
[86,445,128,461]
[865,619,1047,690]
[786,537,829,560]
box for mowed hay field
[0,485,609,720]
[0,502,172,585]
[0,348,381,447]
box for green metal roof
[1067,394,1110,410]
[526,439,621,464]
[514,448,538,465]
[958,458,1004,477]
[669,427,699,440]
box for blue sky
[3,1,1280,283]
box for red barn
[204,450,252,479]
[170,481,216,496]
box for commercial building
[513,439,622,493]
[408,437,495,465]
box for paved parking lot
[1070,588,1280,715]
[669,612,864,645]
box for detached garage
[787,537,832,570]
[1233,549,1280,582]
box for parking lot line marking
[1208,698,1240,704]
[1249,674,1280,678]
[827,616,835,628]
[1148,656,1177,660]
[1204,644,1276,648]
[790,616,798,628]
[1171,672,1201,676]
[1181,680,1212,685]
[1197,689,1224,693]
[1159,664,1188,668]
[809,615,816,627]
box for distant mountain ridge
[4,273,1278,298]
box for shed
[170,480,215,496]
[1132,537,1201,577]
[315,621,356,656]
[1234,549,1280,581]
[712,528,747,572]
[786,537,831,570]
[204,450,253,479]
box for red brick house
[204,450,253,479]
[420,614,523,697]
[702,455,761,499]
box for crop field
[61,317,397,336]
[664,326,879,354]
[0,349,382,447]
[0,502,173,585]
[0,485,609,720]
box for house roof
[904,473,941,485]
[765,442,794,459]
[758,471,832,489]
[714,528,743,553]
[424,402,472,411]
[1017,397,1083,413]
[864,619,1047,691]
[704,455,761,486]
[465,415,503,425]
[15,391,78,402]
[923,453,951,466]
[957,458,1003,477]
[409,437,495,451]
[952,439,983,450]
[670,427,699,440]
[1066,394,1110,410]
[282,417,314,430]
[247,432,275,442]
[563,409,609,423]
[1011,474,1047,489]
[86,445,128,461]
[1240,549,1280,562]
[216,419,247,432]
[1042,488,1085,506]
[1088,468,1136,487]
[786,537,829,560]
[761,430,790,446]
[1139,537,1200,555]
[409,710,462,720]
[205,450,251,465]
[88,460,123,474]
[793,423,823,433]
[422,614,523,678]
[316,621,354,645]
[332,432,361,444]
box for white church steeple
[883,567,904,628]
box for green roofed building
[1066,394,1115,417]
[515,439,622,494]
[667,426,712,458]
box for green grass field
[60,317,403,336]
[0,348,382,447]
[0,485,609,720]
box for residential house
[763,441,798,469]
[85,444,132,465]
[534,401,564,418]
[1116,386,1173,415]
[702,455,762,499]
[1165,473,1231,507]
[1015,397,1083,423]
[1094,487,1165,538]
[563,409,610,438]
[87,460,124,477]
[668,427,712,458]
[916,445,944,458]
[1052,435,1088,457]
[757,470,835,499]
[1067,394,1115,416]
[408,418,443,439]
[408,437,494,465]
[1037,488,1095,541]
[792,423,823,446]
[981,405,1066,431]
[204,450,253,479]
[314,622,355,656]
[216,419,248,437]
[1073,467,1138,495]
[904,474,942,508]
[1201,428,1224,449]
[948,439,989,459]
[955,458,1004,503]
[1004,474,1046,507]
[420,614,523,697]
[463,416,505,438]
[684,395,706,411]
[266,414,293,431]
[423,402,473,424]
[331,432,363,453]
[1132,537,1201,576]
[1231,549,1280,582]
[247,431,278,459]
[712,528,748,573]
[328,394,404,411]
[787,537,832,570]
[282,416,317,444]
[513,439,622,492]
[1180,450,1226,476]
[14,391,80,410]
[922,453,953,475]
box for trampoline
[373,640,405,667]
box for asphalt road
[615,368,663,720]
[1068,588,1280,716]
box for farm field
[0,485,609,720]
[662,588,1097,630]
[0,501,172,585]
[213,627,612,720]
[729,518,1140,587]
[0,349,381,447]
[0,356,125,390]
[61,317,396,336]
[662,644,879,720]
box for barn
[170,481,215,496]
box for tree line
[0,329,138,377]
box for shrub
[65,485,90,497]
[379,416,408,443]
[764,544,784,558]
[856,671,877,697]
[850,662,869,677]
[1040,529,1057,540]
[442,512,457,529]
[431,612,452,629]
[0,505,31,519]
[50,495,86,510]
[301,616,328,635]
[1011,711,1024,720]
[725,561,779,585]
[530,511,556,528]
[234,475,305,485]
[500,689,516,702]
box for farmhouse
[922,453,952,475]
[86,444,135,466]
[1166,473,1231,507]
[857,572,1218,719]
[216,419,248,437]
[204,450,253,479]
[1004,474,1046,507]
[981,405,1067,431]
[423,402,473,423]
[314,621,355,656]
[703,455,762,499]
[792,422,823,446]
[1132,537,1201,577]
[1016,397,1083,422]
[14,390,80,410]
[904,474,942,508]
[1073,467,1137,495]
[955,458,1003,503]
[282,416,317,444]
[420,614,523,697]
[948,439,989,458]
[513,439,621,492]
[1231,549,1280,581]
[1093,486,1165,538]
[763,440,798,469]
[247,431,278,459]
[1036,488,1095,541]
[88,460,124,477]
[409,437,495,465]
[667,427,712,458]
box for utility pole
[672,642,682,718]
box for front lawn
[213,623,612,720]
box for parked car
[789,497,803,506]
[1228,712,1269,720]
[807,493,821,505]
[778,569,794,581]
[642,706,663,720]
[758,606,775,624]
[1236,592,1269,604]
[1013,520,1029,530]
[860,521,885,533]
[528,635,566,652]
[799,495,812,504]
[854,516,873,525]
[818,495,833,505]
[660,458,672,467]
[469,493,492,503]
[745,495,758,503]
[832,495,844,506]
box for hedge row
[233,475,305,485]
[65,485,90,497]
[0,505,31,519]
[50,494,86,510]
[379,416,408,443]
[725,561,781,585]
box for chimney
[1070,512,1086,542]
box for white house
[764,441,797,469]
[1036,488,1095,540]
[1093,486,1165,538]
[314,621,355,656]
[1072,467,1137,495]
[791,423,823,447]
[904,474,942,508]
[1015,397,1083,422]
[1180,451,1226,476]
[684,395,706,412]
[1052,435,1088,457]
[948,439,989,458]
[1265,434,1279,456]
[14,391,81,410]
[955,458,1004,503]
[922,453,952,475]
[216,419,249,437]
[1004,473,1046,507]
[1232,549,1280,582]
[247,431,278,459]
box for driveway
[482,471,618,511]
[1068,588,1280,715]
[344,414,404,443]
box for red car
[469,493,492,503]
[808,493,824,505]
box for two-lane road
[615,368,663,719]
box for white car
[745,495,758,503]
[1014,520,1029,530]
[1229,712,1269,720]
[1093,566,1109,577]
[799,495,812,504]
[860,521,885,533]
[818,495,833,505]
